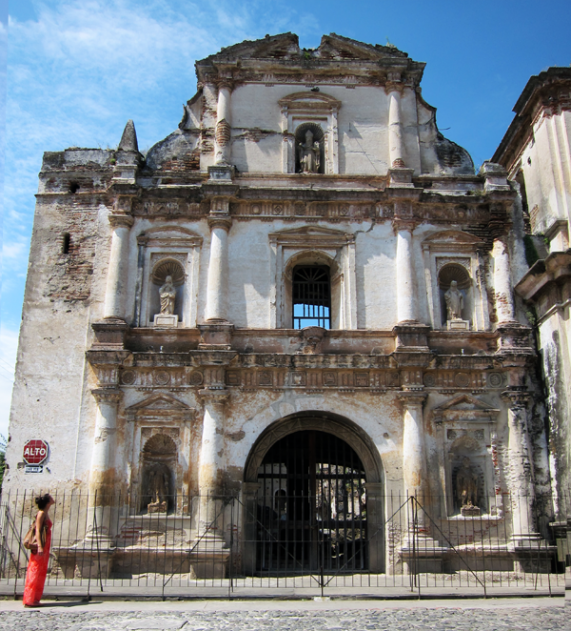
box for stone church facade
[2,34,563,576]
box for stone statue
[146,465,170,513]
[456,457,478,508]
[298,129,321,173]
[445,280,464,320]
[159,275,177,315]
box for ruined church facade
[3,34,558,576]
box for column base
[198,322,234,350]
[90,318,129,349]
[388,167,414,188]
[392,322,431,352]
[400,530,449,574]
[190,530,230,579]
[208,165,235,181]
[509,534,556,573]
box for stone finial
[118,120,139,152]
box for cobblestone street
[0,598,569,631]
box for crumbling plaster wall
[537,310,571,514]
[4,149,115,492]
[201,83,431,176]
[517,109,571,245]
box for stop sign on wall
[23,440,49,465]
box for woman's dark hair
[35,494,52,510]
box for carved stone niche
[422,231,488,332]
[125,393,196,514]
[152,258,184,328]
[278,92,341,175]
[140,433,177,513]
[134,225,202,328]
[432,394,500,517]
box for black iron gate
[255,430,367,573]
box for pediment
[423,230,484,246]
[432,394,499,423]
[201,33,300,64]
[279,92,341,112]
[127,393,191,412]
[319,34,409,62]
[435,394,496,412]
[138,225,203,247]
[270,225,354,244]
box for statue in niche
[456,457,479,511]
[297,129,321,173]
[159,275,177,315]
[445,280,464,320]
[146,464,170,513]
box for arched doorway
[243,413,384,575]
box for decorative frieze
[132,200,204,218]
[235,201,374,222]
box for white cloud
[0,325,19,438]
[3,0,320,331]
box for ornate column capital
[384,80,404,94]
[216,79,234,91]
[502,389,532,410]
[392,218,417,233]
[108,213,134,229]
[397,390,427,409]
[198,387,230,405]
[91,387,123,405]
[207,216,232,231]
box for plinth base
[461,504,481,517]
[189,530,230,579]
[400,531,449,574]
[447,318,470,331]
[153,314,178,328]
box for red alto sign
[23,440,49,465]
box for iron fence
[0,488,568,599]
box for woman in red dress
[23,493,55,607]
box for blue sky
[1,0,570,436]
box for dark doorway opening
[256,430,367,573]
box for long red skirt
[23,519,52,606]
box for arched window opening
[256,430,367,573]
[292,265,331,329]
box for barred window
[292,265,331,329]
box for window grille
[292,265,331,329]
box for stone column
[364,482,385,573]
[493,239,516,324]
[205,217,231,323]
[88,388,122,548]
[215,81,232,165]
[103,213,133,320]
[398,392,428,506]
[193,386,230,578]
[398,391,447,572]
[197,388,228,514]
[395,223,416,323]
[387,80,405,168]
[241,481,261,575]
[502,391,537,543]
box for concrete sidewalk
[0,595,567,612]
